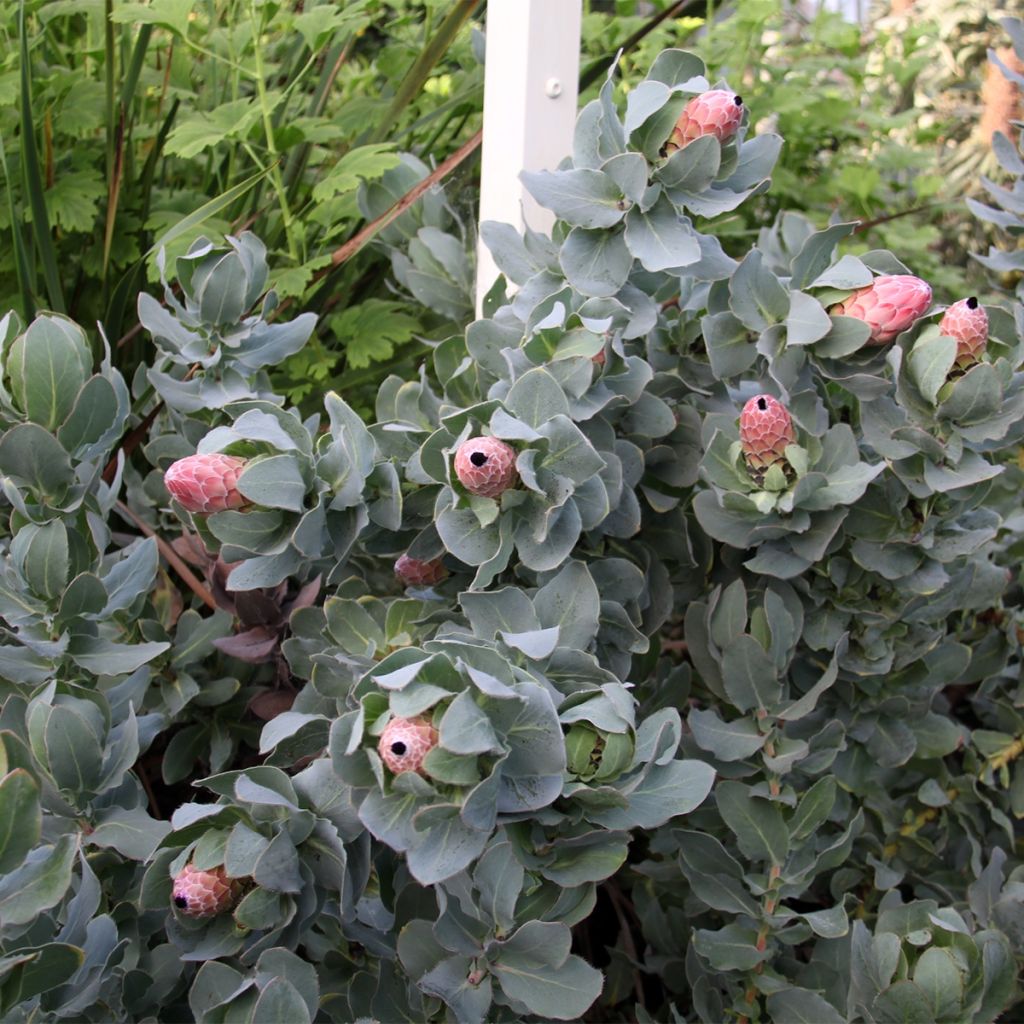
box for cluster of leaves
[0,0,484,407]
[2,28,1024,1024]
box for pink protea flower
[939,297,988,367]
[164,453,248,514]
[453,437,518,498]
[172,864,241,918]
[830,274,932,346]
[378,715,438,775]
[740,394,797,486]
[394,553,448,587]
[666,90,744,152]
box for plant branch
[114,500,217,611]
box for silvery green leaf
[624,195,701,272]
[810,253,874,290]
[0,422,74,499]
[937,363,1002,424]
[499,626,560,660]
[7,315,92,430]
[715,780,789,864]
[513,500,582,572]
[406,804,489,885]
[520,169,626,229]
[505,367,570,427]
[785,291,832,346]
[722,634,780,713]
[418,956,492,1024]
[57,375,121,456]
[647,49,706,86]
[480,221,542,285]
[688,707,765,761]
[88,805,171,861]
[788,222,857,288]
[601,152,650,203]
[490,922,602,1020]
[693,922,768,971]
[702,311,757,379]
[908,334,957,405]
[587,759,714,830]
[440,692,501,755]
[68,636,170,675]
[766,988,845,1024]
[729,250,790,331]
[0,768,40,874]
[0,834,78,926]
[559,227,632,298]
[534,560,600,650]
[538,416,606,483]
[225,548,303,590]
[723,133,783,190]
[101,537,158,616]
[437,500,502,567]
[473,840,524,934]
[623,80,671,135]
[658,135,721,192]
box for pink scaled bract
[172,864,241,918]
[164,453,248,514]
[453,437,518,498]
[939,297,989,367]
[740,394,797,486]
[394,553,448,587]
[830,274,932,346]
[378,716,438,776]
[666,90,744,152]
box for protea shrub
[0,33,1021,1024]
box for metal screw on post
[474,0,582,315]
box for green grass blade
[19,2,65,313]
[367,0,481,145]
[144,163,275,259]
[0,131,35,322]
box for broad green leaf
[715,780,789,865]
[0,769,40,874]
[766,988,845,1024]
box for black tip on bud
[966,296,979,309]
[756,397,767,411]
[391,741,407,756]
[174,895,188,908]
[734,95,743,106]
[470,451,488,467]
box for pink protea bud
[395,553,448,587]
[939,297,988,367]
[830,274,932,346]
[666,90,744,152]
[740,394,797,486]
[378,715,438,775]
[164,453,248,514]
[453,437,518,498]
[172,864,241,918]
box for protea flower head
[453,437,518,498]
[394,553,448,587]
[939,297,988,367]
[666,90,744,152]
[830,274,932,346]
[164,453,248,514]
[740,394,796,486]
[172,864,241,918]
[378,715,438,775]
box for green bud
[566,724,601,779]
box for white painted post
[475,0,582,314]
